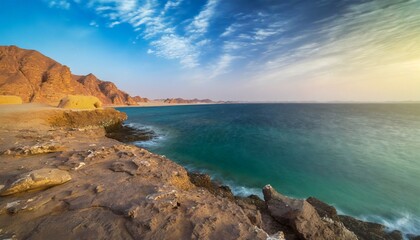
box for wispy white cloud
[118,0,137,12]
[254,29,277,40]
[186,0,219,37]
[89,20,99,27]
[220,25,235,37]
[202,13,290,78]
[244,0,420,101]
[163,0,183,12]
[47,0,71,9]
[208,54,237,79]
[82,0,221,68]
[40,0,420,100]
[151,34,199,68]
[108,21,120,28]
[94,6,113,12]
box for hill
[0,45,143,105]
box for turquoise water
[117,104,420,235]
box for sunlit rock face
[0,46,140,105]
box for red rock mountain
[0,45,143,105]
[132,95,149,103]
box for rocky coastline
[0,105,418,240]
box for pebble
[95,185,104,193]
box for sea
[117,103,420,236]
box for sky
[0,0,419,101]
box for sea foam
[126,122,169,147]
[360,212,420,237]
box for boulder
[58,95,102,109]
[307,197,340,222]
[0,168,71,196]
[263,185,357,240]
[0,95,23,105]
[188,172,235,200]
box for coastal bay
[0,104,417,239]
[118,103,420,237]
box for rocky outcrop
[263,185,357,240]
[0,95,22,104]
[306,197,404,240]
[95,80,137,105]
[188,172,235,200]
[0,129,268,239]
[306,197,340,222]
[132,95,149,103]
[338,215,403,240]
[58,95,102,109]
[185,173,405,240]
[0,168,71,196]
[2,143,63,156]
[48,108,127,129]
[105,124,156,143]
[0,45,140,105]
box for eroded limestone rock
[0,168,71,196]
[263,185,357,240]
[58,95,102,109]
[2,143,63,156]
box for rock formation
[306,197,404,240]
[0,45,142,105]
[132,95,149,103]
[58,95,102,109]
[0,168,71,196]
[0,95,22,104]
[263,185,357,240]
[48,108,127,129]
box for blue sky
[1,0,419,101]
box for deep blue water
[117,104,420,235]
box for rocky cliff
[0,45,142,105]
[132,95,149,103]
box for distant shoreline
[110,101,420,109]
[109,101,220,108]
